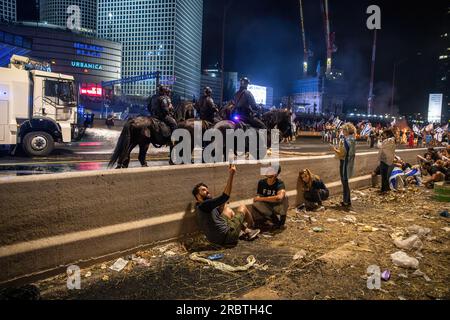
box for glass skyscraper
[97,0,203,100]
[40,0,97,34]
[1,0,16,22]
[437,6,450,121]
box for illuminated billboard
[80,84,103,97]
[248,84,267,105]
[428,93,443,123]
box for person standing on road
[378,128,396,193]
[332,123,356,207]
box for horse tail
[108,120,132,168]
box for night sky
[17,0,449,115]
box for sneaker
[245,229,261,241]
[295,204,306,214]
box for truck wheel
[23,131,54,157]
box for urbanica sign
[71,60,103,70]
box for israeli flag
[333,117,343,129]
[361,124,372,136]
[389,167,404,190]
[404,167,422,186]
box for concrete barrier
[0,148,426,285]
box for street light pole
[390,62,398,116]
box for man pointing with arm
[193,165,260,246]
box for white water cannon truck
[0,55,79,156]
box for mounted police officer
[148,85,164,115]
[150,85,177,132]
[233,77,266,129]
[196,86,219,123]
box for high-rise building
[200,69,222,103]
[1,0,16,22]
[97,0,203,101]
[288,70,348,115]
[40,0,97,34]
[436,6,450,122]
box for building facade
[287,70,347,115]
[200,69,221,103]
[1,0,16,22]
[0,22,121,84]
[97,0,203,101]
[40,0,97,34]
[437,6,450,122]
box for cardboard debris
[109,258,129,272]
[343,215,357,224]
[391,251,419,269]
[293,250,307,260]
[394,235,423,251]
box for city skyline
[14,0,450,117]
[97,0,203,99]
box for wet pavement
[0,128,393,177]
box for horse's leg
[139,142,150,167]
[122,142,137,168]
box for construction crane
[299,0,308,77]
[320,0,333,76]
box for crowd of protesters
[192,115,449,247]
[290,115,449,148]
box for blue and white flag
[333,117,343,129]
[404,167,422,186]
[389,167,404,190]
[413,125,421,135]
[361,123,372,136]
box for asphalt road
[0,128,382,177]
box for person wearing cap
[251,165,288,229]
[196,86,219,123]
[233,77,267,129]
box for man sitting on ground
[251,166,288,229]
[193,165,260,246]
[423,160,448,188]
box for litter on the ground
[189,252,256,272]
[109,258,129,272]
[407,225,431,237]
[393,235,423,251]
[293,250,307,260]
[207,253,224,261]
[343,215,357,224]
[390,251,419,269]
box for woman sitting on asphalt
[297,169,329,211]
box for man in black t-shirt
[193,165,260,246]
[251,166,288,229]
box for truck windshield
[44,80,75,106]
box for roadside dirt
[31,186,450,300]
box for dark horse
[211,108,292,161]
[108,103,292,168]
[108,101,209,169]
